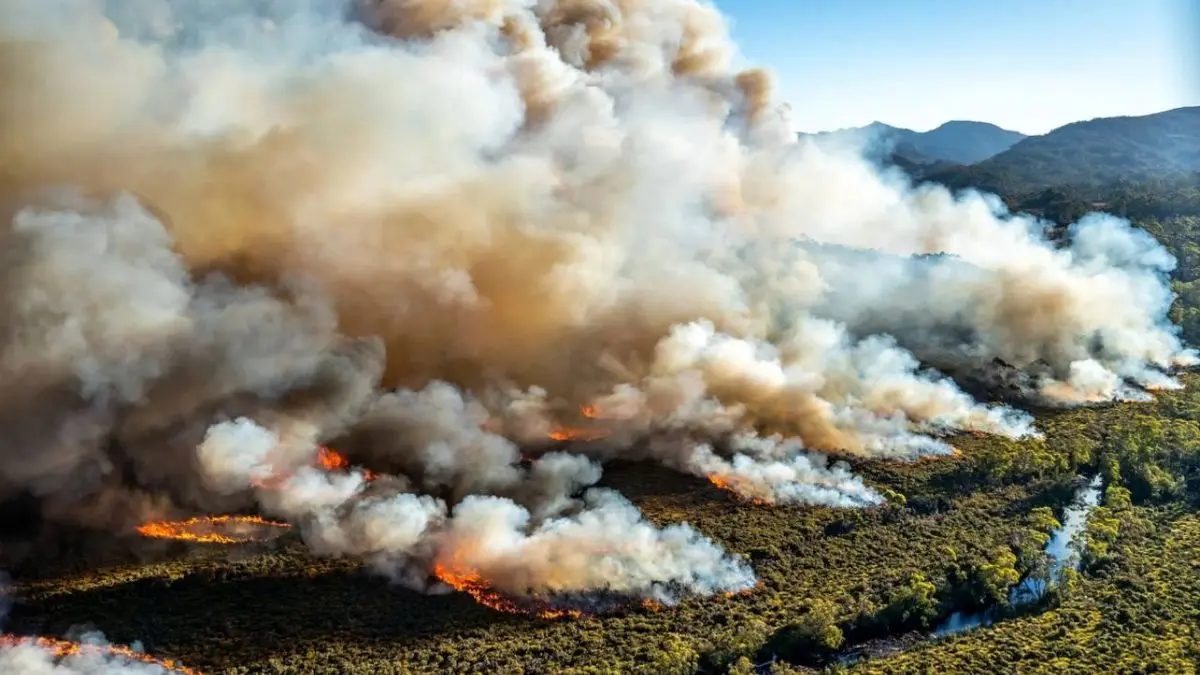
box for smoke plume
[0,0,1191,607]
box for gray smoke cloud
[0,0,1190,606]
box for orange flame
[135,515,292,544]
[547,426,610,442]
[431,562,583,620]
[316,446,349,471]
[150,448,378,545]
[544,404,613,442]
[316,446,379,481]
[253,446,380,489]
[706,475,772,506]
[0,635,199,674]
[721,583,759,599]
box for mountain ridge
[927,106,1200,194]
[800,120,1027,165]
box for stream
[835,474,1104,666]
[932,473,1103,637]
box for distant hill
[885,142,960,179]
[929,107,1200,195]
[909,121,1029,164]
[801,120,1027,165]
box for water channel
[933,473,1103,636]
[836,474,1104,666]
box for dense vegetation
[840,383,1200,675]
[6,367,1199,674]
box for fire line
[0,635,200,674]
[135,515,292,544]
[432,562,584,620]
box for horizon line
[793,102,1200,137]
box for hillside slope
[931,107,1200,194]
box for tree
[1027,506,1061,548]
[1082,506,1121,565]
[761,599,844,665]
[970,547,1021,606]
[727,656,756,675]
[881,573,940,630]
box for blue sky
[716,0,1200,135]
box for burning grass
[431,562,585,620]
[430,558,761,621]
[705,475,773,506]
[546,405,613,442]
[134,446,379,548]
[0,634,200,674]
[135,515,292,545]
[547,426,611,442]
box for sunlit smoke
[194,417,756,607]
[0,0,1191,613]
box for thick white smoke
[197,417,756,601]
[803,202,1195,403]
[0,634,183,675]
[0,0,1190,606]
